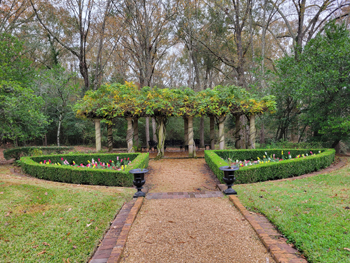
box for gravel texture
[121,198,275,263]
[145,159,220,192]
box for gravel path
[145,159,220,192]
[121,198,274,263]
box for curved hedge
[205,149,335,184]
[20,153,149,187]
[4,146,74,160]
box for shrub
[205,149,335,184]
[20,153,149,187]
[4,146,74,160]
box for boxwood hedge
[205,149,335,184]
[20,153,149,187]
[4,146,74,160]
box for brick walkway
[146,191,223,199]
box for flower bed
[205,149,335,184]
[20,153,149,187]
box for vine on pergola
[76,82,276,157]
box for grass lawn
[235,158,350,263]
[0,165,134,262]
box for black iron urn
[129,168,148,198]
[219,166,239,195]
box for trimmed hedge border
[20,153,149,187]
[205,149,335,184]
[4,146,74,160]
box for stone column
[218,115,226,150]
[210,116,215,150]
[145,117,150,147]
[249,114,256,149]
[133,117,139,150]
[188,117,195,157]
[95,119,101,152]
[126,117,134,153]
[184,117,188,146]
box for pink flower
[121,159,123,162]
[108,164,110,168]
[44,160,46,164]
[127,157,129,161]
[61,157,64,161]
[98,158,100,162]
[288,152,290,155]
[117,156,119,161]
[49,159,51,163]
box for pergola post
[126,117,134,153]
[133,117,139,150]
[95,119,101,152]
[188,116,195,157]
[184,117,188,146]
[249,114,256,149]
[107,123,113,152]
[235,115,241,149]
[210,116,215,150]
[218,115,226,150]
[156,116,166,159]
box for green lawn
[0,165,133,262]
[235,160,350,263]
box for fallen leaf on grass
[86,223,92,227]
[0,192,3,194]
[45,192,48,195]
[43,242,50,246]
[37,251,46,255]
[344,248,350,252]
[72,245,77,249]
[32,245,39,248]
[67,208,72,212]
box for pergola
[76,82,276,158]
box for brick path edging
[229,195,307,263]
[107,197,143,263]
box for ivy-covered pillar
[218,115,226,150]
[188,116,196,157]
[210,116,215,150]
[95,119,101,152]
[133,117,139,150]
[235,115,241,149]
[126,117,134,153]
[184,117,188,146]
[156,116,166,159]
[249,114,256,149]
[107,123,113,152]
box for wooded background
[1,0,349,151]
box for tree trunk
[107,123,113,152]
[95,119,101,152]
[184,117,189,146]
[200,117,205,148]
[218,115,225,150]
[152,117,157,142]
[188,116,195,157]
[57,112,63,147]
[133,117,139,150]
[249,115,256,149]
[44,134,47,146]
[210,116,215,150]
[145,117,150,147]
[126,117,134,153]
[332,140,341,154]
[235,115,241,149]
[156,116,166,159]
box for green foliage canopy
[75,82,276,120]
